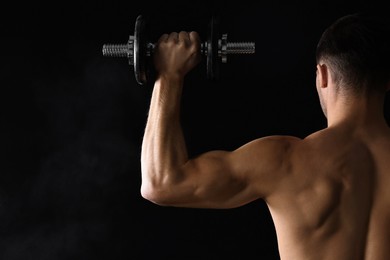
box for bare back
[266,126,390,260]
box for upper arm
[149,136,301,209]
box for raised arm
[140,31,300,209]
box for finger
[189,31,201,43]
[157,33,169,44]
[178,31,190,44]
[168,32,179,42]
[189,31,201,51]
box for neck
[326,91,388,129]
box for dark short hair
[316,13,390,94]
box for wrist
[156,73,184,85]
[152,74,184,119]
[153,73,184,108]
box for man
[140,13,390,259]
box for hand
[153,31,202,80]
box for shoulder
[251,135,303,146]
[228,135,304,197]
[236,135,303,157]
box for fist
[153,31,202,79]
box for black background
[1,0,389,259]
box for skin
[140,31,390,260]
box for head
[315,12,390,116]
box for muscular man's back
[267,125,390,260]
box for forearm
[141,75,188,195]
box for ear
[316,64,328,89]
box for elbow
[140,166,184,206]
[140,182,158,203]
[140,181,171,206]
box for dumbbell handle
[102,34,255,64]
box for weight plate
[134,15,149,85]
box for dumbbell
[102,15,255,85]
